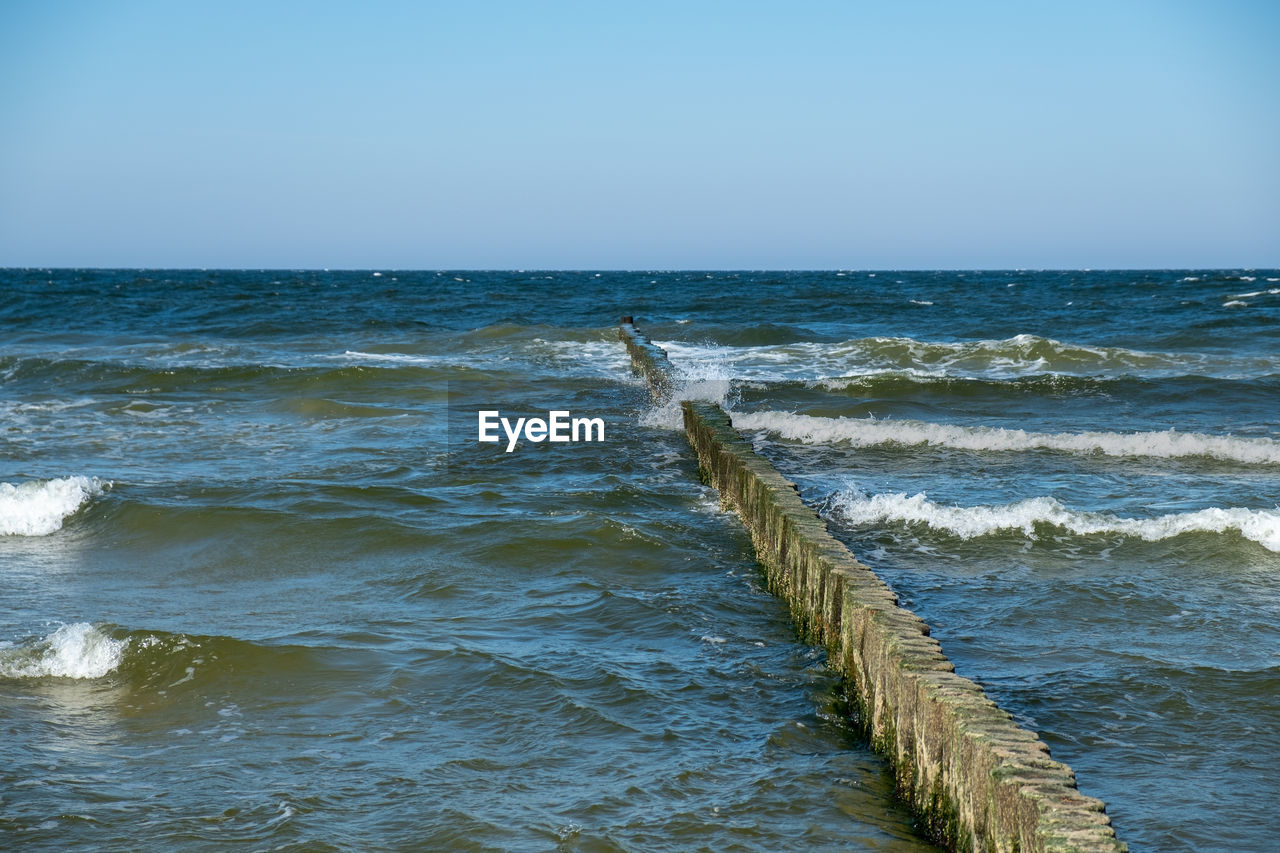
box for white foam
[344,338,633,380]
[655,334,1264,382]
[637,344,738,429]
[530,338,634,379]
[828,488,1280,552]
[0,398,99,415]
[638,376,734,430]
[732,412,1280,466]
[340,350,437,365]
[0,623,126,679]
[0,476,106,536]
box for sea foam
[637,347,738,430]
[0,623,125,679]
[732,412,1280,466]
[657,335,1280,383]
[827,488,1280,553]
[341,350,438,365]
[638,376,735,430]
[0,476,106,536]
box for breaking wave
[0,623,125,679]
[0,624,338,687]
[343,335,631,380]
[826,487,1280,553]
[733,412,1280,466]
[637,344,737,431]
[0,476,107,536]
[656,335,1280,382]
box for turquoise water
[3,269,1279,850]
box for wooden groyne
[618,317,676,401]
[620,320,1126,853]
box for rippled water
[3,269,1279,850]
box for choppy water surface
[3,269,1279,850]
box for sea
[2,269,1278,852]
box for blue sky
[1,1,1277,269]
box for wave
[344,336,633,381]
[656,335,1280,382]
[3,332,629,395]
[638,376,736,431]
[826,487,1280,553]
[0,624,345,686]
[0,476,107,536]
[733,412,1280,466]
[340,350,439,365]
[0,354,456,393]
[0,623,125,678]
[800,372,1280,405]
[526,338,635,379]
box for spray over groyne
[621,319,1126,853]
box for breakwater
[621,320,1126,853]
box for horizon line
[4,265,1278,274]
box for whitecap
[528,338,634,378]
[732,412,1280,467]
[340,350,437,365]
[0,476,106,536]
[827,488,1280,552]
[0,623,126,679]
[654,334,1232,383]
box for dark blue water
[3,269,1279,850]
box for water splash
[0,476,107,536]
[0,623,126,679]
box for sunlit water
[3,269,1279,850]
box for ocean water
[2,269,1278,851]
